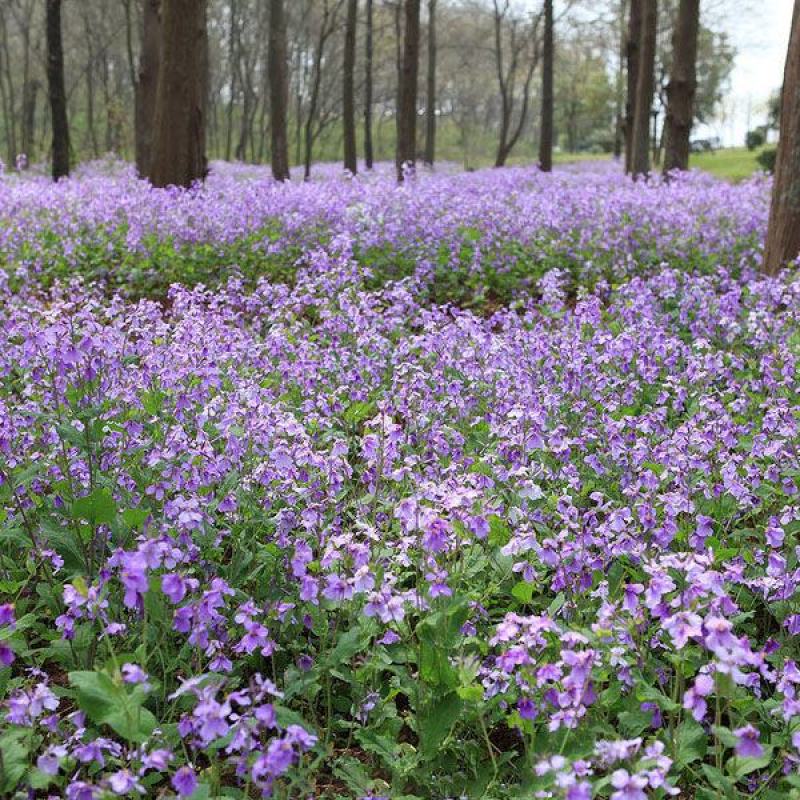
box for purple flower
[172,766,198,797]
[162,573,187,604]
[734,725,764,758]
[121,663,149,685]
[610,769,648,800]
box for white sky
[696,0,794,145]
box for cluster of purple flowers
[0,160,797,797]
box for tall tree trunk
[224,0,239,162]
[81,9,100,158]
[763,1,800,274]
[304,1,339,180]
[630,0,656,177]
[396,0,421,182]
[624,0,642,173]
[269,0,290,180]
[613,0,628,159]
[46,0,70,180]
[662,0,699,174]
[0,9,18,167]
[21,80,38,164]
[538,0,554,172]
[343,0,358,173]
[148,0,207,188]
[423,0,437,166]
[364,0,374,168]
[135,0,161,177]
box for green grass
[690,147,767,181]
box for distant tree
[492,0,543,167]
[763,0,800,274]
[269,0,290,181]
[538,0,554,171]
[364,0,374,168]
[46,0,70,180]
[556,27,615,153]
[746,127,765,150]
[624,0,641,172]
[630,0,656,176]
[614,0,628,159]
[424,0,437,166]
[148,0,208,188]
[662,0,699,173]
[343,0,358,173]
[135,0,161,177]
[304,0,342,180]
[396,0,421,181]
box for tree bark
[396,0,421,182]
[364,0,374,168]
[624,0,641,173]
[613,0,628,159]
[763,0,800,274]
[269,0,290,181]
[135,0,161,176]
[662,0,699,174]
[0,8,18,167]
[493,2,542,168]
[538,0,554,172]
[630,0,656,177]
[424,0,437,166]
[304,0,340,180]
[21,80,38,164]
[343,0,358,173]
[148,0,207,188]
[46,0,70,180]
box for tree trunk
[396,0,421,182]
[424,0,437,166]
[21,80,38,164]
[269,0,290,180]
[343,0,358,173]
[630,0,656,177]
[0,9,18,167]
[148,0,207,188]
[624,0,641,173]
[538,0,554,172]
[304,1,339,180]
[763,0,800,274]
[135,0,161,177]
[613,0,627,159]
[364,0,374,168]
[662,0,699,174]
[46,0,70,180]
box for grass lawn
[690,146,768,180]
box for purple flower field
[1,161,799,799]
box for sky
[696,0,793,145]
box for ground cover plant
[1,161,800,800]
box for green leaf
[419,640,457,688]
[728,752,772,779]
[419,693,462,758]
[354,728,400,765]
[121,508,150,531]
[701,763,734,795]
[635,682,679,713]
[69,670,156,743]
[456,685,484,702]
[326,626,371,667]
[0,729,33,793]
[488,515,511,547]
[676,719,707,766]
[71,488,116,526]
[511,581,534,604]
[343,401,375,426]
